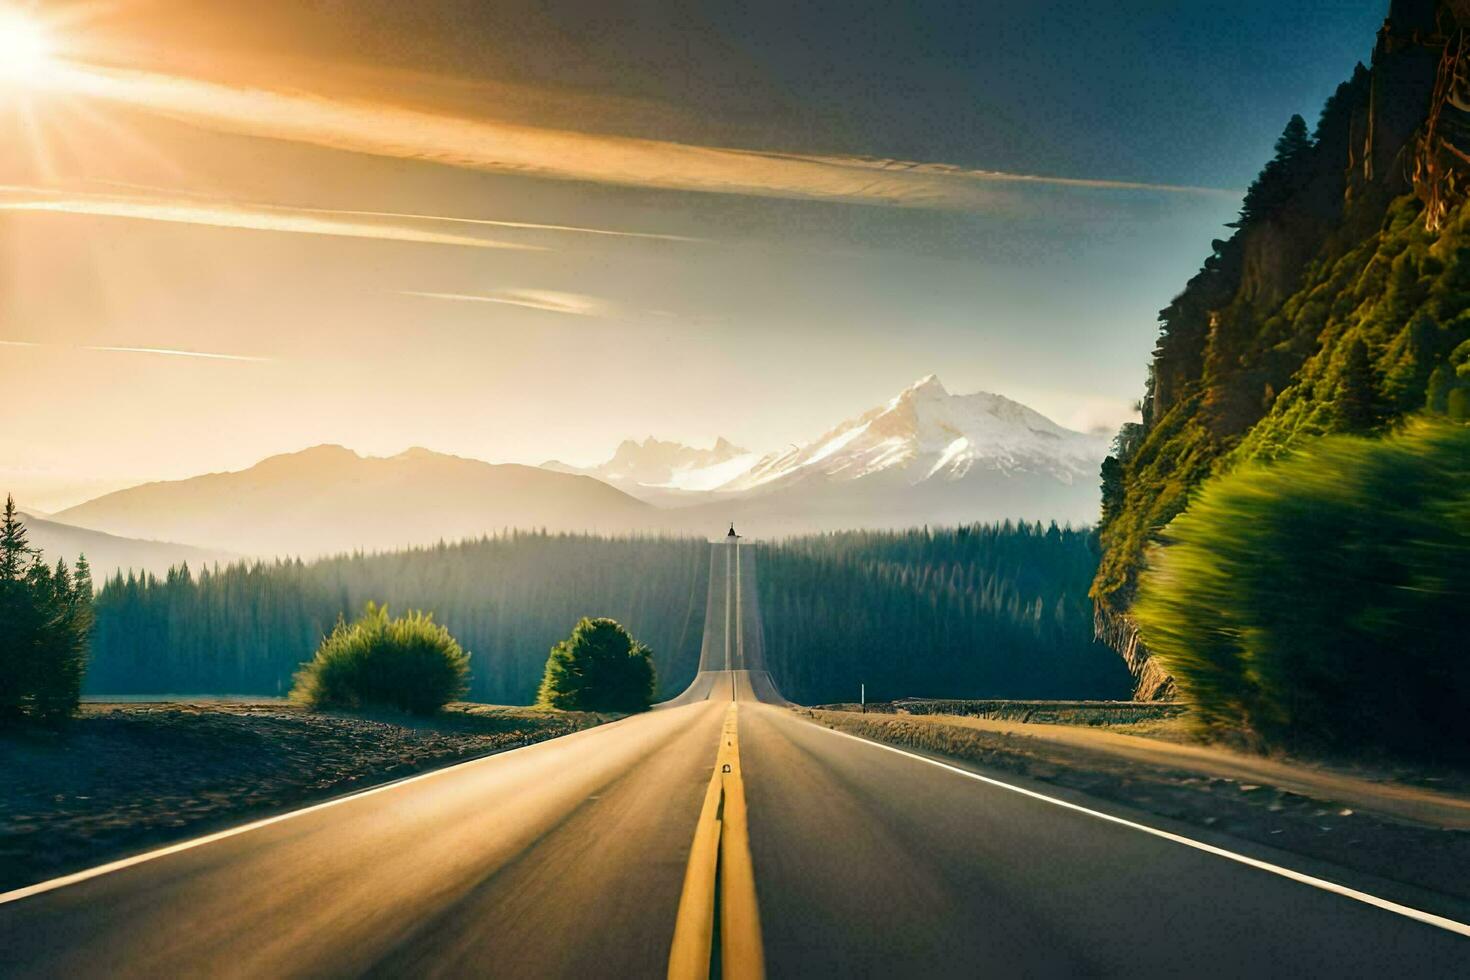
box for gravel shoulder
[804,707,1470,902]
[0,701,610,892]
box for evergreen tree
[538,617,655,713]
[1234,114,1314,226]
[1337,336,1385,430]
[0,495,30,580]
[0,496,33,718]
[0,502,93,722]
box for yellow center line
[668,699,765,980]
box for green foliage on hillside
[0,497,94,722]
[1093,50,1470,686]
[87,525,1128,704]
[1132,421,1470,761]
[292,602,470,715]
[1096,192,1470,625]
[537,617,655,713]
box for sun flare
[0,7,56,83]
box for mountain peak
[256,444,361,470]
[905,374,948,397]
[394,446,446,461]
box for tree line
[0,498,94,722]
[756,523,1129,703]
[87,524,1129,705]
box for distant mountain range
[37,377,1108,565]
[550,376,1109,532]
[543,436,753,503]
[54,446,653,558]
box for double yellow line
[667,702,765,980]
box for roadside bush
[1134,419,1470,761]
[537,617,655,713]
[292,602,469,714]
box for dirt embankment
[805,708,1470,902]
[0,702,608,892]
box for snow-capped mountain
[544,436,755,499]
[713,375,1105,494]
[549,376,1111,529]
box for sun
[0,7,56,84]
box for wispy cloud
[85,345,272,362]
[299,207,704,243]
[1,339,270,362]
[402,289,611,318]
[50,64,1235,210]
[0,191,543,251]
[76,178,704,243]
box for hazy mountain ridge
[20,511,228,579]
[56,444,654,559]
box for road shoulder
[799,707,1470,904]
[0,700,609,892]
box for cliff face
[1093,0,1470,699]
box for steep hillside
[1094,0,1470,697]
[57,445,653,558]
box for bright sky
[0,0,1384,510]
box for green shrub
[537,617,655,713]
[292,602,469,714]
[1134,420,1470,761]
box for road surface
[2,670,1467,977]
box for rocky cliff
[1093,0,1470,699]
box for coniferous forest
[88,524,1130,706]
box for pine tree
[1234,114,1314,226]
[0,495,30,581]
[0,496,33,718]
[1337,336,1385,430]
[0,504,95,723]
[31,558,87,720]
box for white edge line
[0,718,624,906]
[811,722,1470,939]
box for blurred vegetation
[291,602,469,715]
[1133,421,1470,761]
[536,617,655,713]
[1094,53,1470,709]
[88,525,1127,705]
[0,497,94,723]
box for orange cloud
[48,63,1235,210]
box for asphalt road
[2,671,1467,977]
